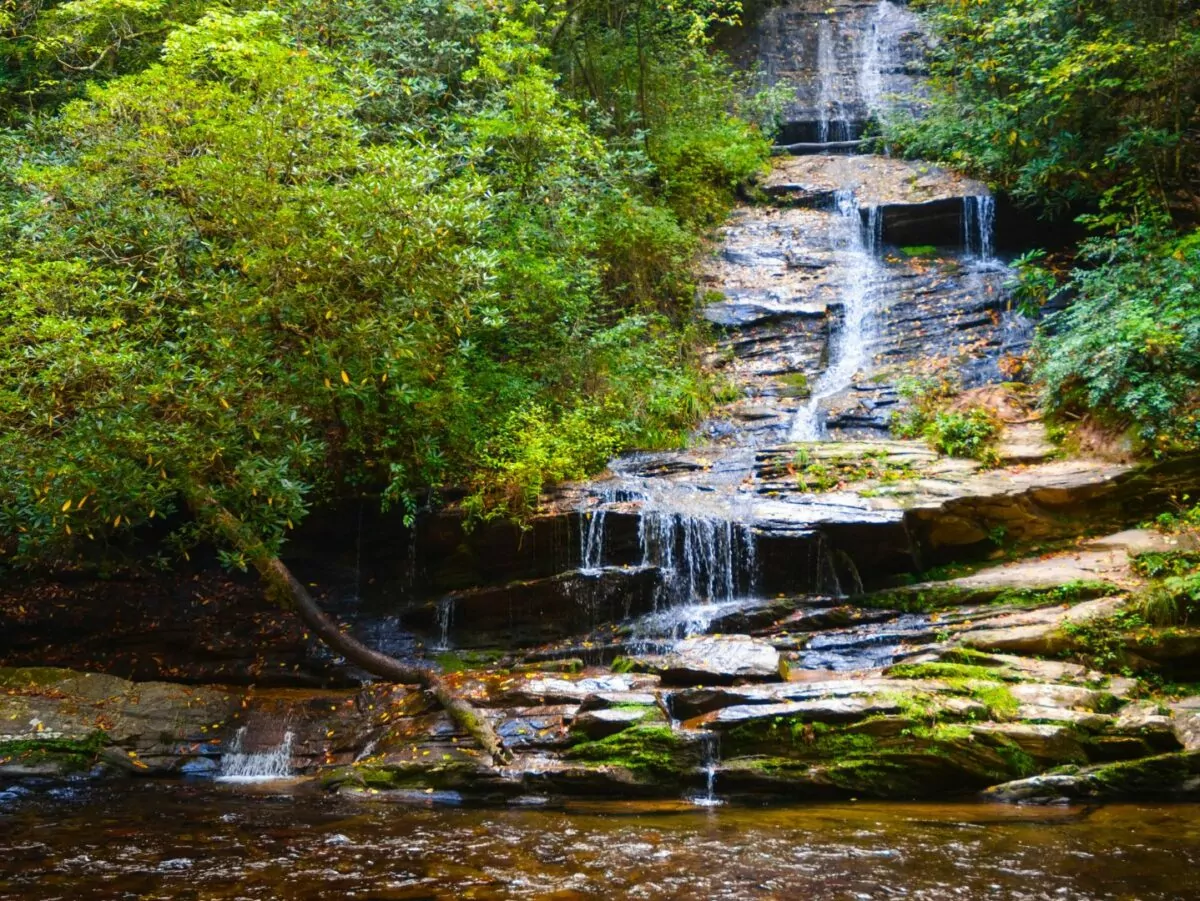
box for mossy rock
[565,725,704,780]
[860,579,1117,614]
[986,750,1200,802]
[0,730,109,774]
[720,728,1038,799]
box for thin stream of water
[790,191,882,441]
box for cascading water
[815,20,846,143]
[689,732,723,807]
[859,0,924,120]
[579,508,607,575]
[638,512,756,606]
[217,727,295,783]
[433,596,454,651]
[789,191,883,441]
[963,195,998,264]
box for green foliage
[1131,548,1200,626]
[924,409,1001,462]
[0,1,771,568]
[894,0,1200,221]
[1061,608,1151,673]
[889,2,1200,454]
[892,376,1001,465]
[1036,229,1200,450]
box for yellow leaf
[324,377,331,389]
[61,499,71,512]
[341,370,350,384]
[219,397,230,409]
[113,515,121,527]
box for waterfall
[579,508,607,574]
[859,0,924,120]
[217,727,295,782]
[789,191,883,441]
[639,511,756,606]
[689,732,723,807]
[815,20,846,143]
[433,596,454,651]
[963,195,997,263]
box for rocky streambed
[7,0,1200,815]
[4,521,1200,806]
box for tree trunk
[185,489,512,765]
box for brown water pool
[2,782,1199,899]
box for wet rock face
[631,636,783,685]
[736,0,929,144]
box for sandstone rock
[1008,683,1108,711]
[1171,706,1200,751]
[1015,705,1112,731]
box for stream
[4,784,1200,900]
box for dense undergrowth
[888,0,1200,453]
[0,0,773,568]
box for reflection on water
[2,782,1199,900]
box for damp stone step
[628,636,784,685]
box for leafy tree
[0,1,769,756]
[890,0,1200,449]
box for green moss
[788,449,917,493]
[0,667,74,690]
[888,662,1008,682]
[434,650,507,672]
[565,725,692,777]
[992,580,1116,608]
[971,684,1020,720]
[990,740,1039,778]
[0,730,108,771]
[900,245,939,257]
[776,372,811,396]
[862,579,1117,614]
[610,656,636,674]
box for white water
[790,191,883,441]
[815,20,846,143]
[579,508,607,575]
[963,195,999,265]
[859,0,924,120]
[433,596,455,651]
[689,733,723,807]
[639,511,756,606]
[217,727,295,783]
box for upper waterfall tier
[736,0,929,145]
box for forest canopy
[0,0,771,569]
